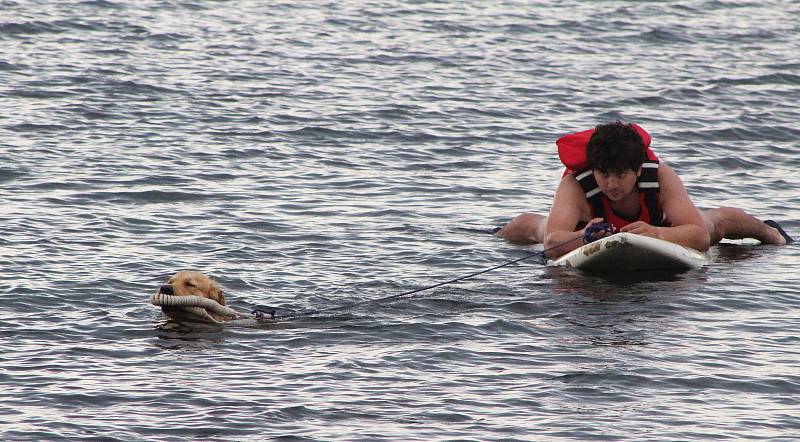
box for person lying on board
[496,121,794,258]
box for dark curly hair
[586,121,646,174]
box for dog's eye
[185,281,196,288]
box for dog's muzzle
[158,284,175,296]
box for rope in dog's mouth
[151,226,611,325]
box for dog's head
[158,270,225,306]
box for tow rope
[150,223,612,326]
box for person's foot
[764,220,794,245]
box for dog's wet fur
[156,270,229,322]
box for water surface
[1,1,799,440]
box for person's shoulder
[656,162,690,197]
[555,172,584,194]
[657,162,676,174]
[657,162,681,182]
[559,171,580,185]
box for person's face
[593,167,641,201]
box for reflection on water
[712,243,765,264]
[543,266,712,349]
[546,266,708,300]
[154,321,226,348]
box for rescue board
[547,232,708,271]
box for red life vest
[600,192,660,228]
[556,124,665,229]
[557,123,657,173]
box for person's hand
[620,221,660,238]
[582,218,615,243]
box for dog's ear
[214,287,226,306]
[208,276,224,304]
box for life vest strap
[574,171,606,221]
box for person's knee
[705,206,768,243]
[515,212,543,225]
[497,212,546,243]
[704,207,745,243]
[700,211,721,244]
[504,213,541,229]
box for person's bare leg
[495,213,547,244]
[701,207,787,245]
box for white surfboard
[547,232,708,271]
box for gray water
[2,0,799,440]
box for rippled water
[2,0,799,440]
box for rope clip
[583,222,616,244]
[252,309,276,321]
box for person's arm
[620,164,710,251]
[543,174,606,258]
